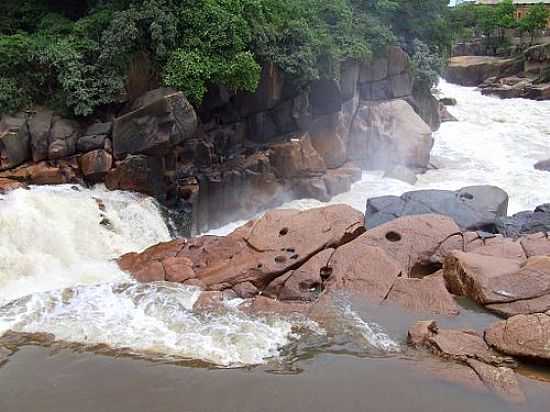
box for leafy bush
[0,77,29,114]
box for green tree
[519,4,550,45]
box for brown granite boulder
[308,111,349,169]
[105,155,164,196]
[0,178,25,193]
[520,233,550,257]
[408,320,523,403]
[445,56,524,87]
[0,160,80,185]
[79,149,113,182]
[362,214,461,277]
[269,134,326,179]
[485,313,550,361]
[384,273,460,316]
[444,253,550,307]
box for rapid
[1,80,550,411]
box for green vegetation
[0,0,450,116]
[519,4,550,45]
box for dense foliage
[0,0,450,116]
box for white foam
[0,282,299,367]
[0,185,171,305]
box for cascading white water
[0,185,312,366]
[3,80,547,367]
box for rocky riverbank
[445,43,550,100]
[113,185,550,403]
[0,46,448,235]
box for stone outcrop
[496,204,550,237]
[365,186,509,232]
[0,114,30,171]
[445,56,524,87]
[408,320,524,403]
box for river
[1,80,550,411]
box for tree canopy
[0,0,451,116]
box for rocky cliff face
[0,47,436,234]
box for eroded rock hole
[279,227,289,236]
[460,192,474,200]
[409,262,443,279]
[385,231,402,242]
[274,256,287,264]
[320,266,333,280]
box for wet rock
[0,178,25,193]
[444,253,550,306]
[291,177,330,202]
[365,186,509,232]
[0,161,80,185]
[322,169,353,197]
[383,165,417,185]
[48,118,79,160]
[264,248,334,302]
[79,149,113,182]
[77,122,112,152]
[325,237,402,303]
[163,256,195,283]
[465,359,525,403]
[28,110,53,162]
[384,274,460,316]
[0,114,30,171]
[362,214,461,276]
[340,61,360,101]
[113,88,197,157]
[133,260,165,283]
[308,111,348,169]
[535,158,550,171]
[486,295,550,318]
[269,134,326,178]
[309,79,342,115]
[439,104,458,123]
[485,313,550,361]
[105,155,164,197]
[445,56,524,86]
[232,281,259,299]
[348,100,433,171]
[440,97,457,106]
[408,88,441,131]
[497,204,550,237]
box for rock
[269,134,326,178]
[496,204,550,237]
[440,97,457,106]
[79,149,113,182]
[348,100,433,171]
[439,103,458,123]
[122,205,365,293]
[445,56,524,87]
[105,155,164,197]
[365,186,509,232]
[325,236,402,303]
[485,313,550,361]
[0,161,80,185]
[0,178,25,193]
[408,88,441,131]
[384,274,460,316]
[387,46,409,76]
[308,112,348,169]
[486,294,550,318]
[362,214,461,276]
[291,177,330,202]
[28,110,53,162]
[0,346,12,366]
[162,256,196,283]
[322,169,353,197]
[520,233,550,257]
[444,253,550,306]
[465,359,525,403]
[524,82,550,101]
[133,261,165,283]
[535,158,550,171]
[232,281,259,299]
[383,165,417,185]
[0,114,30,171]
[390,72,413,98]
[309,79,342,115]
[77,122,112,153]
[359,57,388,82]
[48,118,79,160]
[407,320,514,366]
[113,88,197,157]
[340,61,360,101]
[264,248,334,302]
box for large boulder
[48,117,79,160]
[0,114,30,171]
[0,178,25,193]
[28,110,53,162]
[496,204,550,237]
[269,134,326,178]
[308,111,349,169]
[408,320,524,403]
[348,100,433,171]
[105,155,164,196]
[77,122,112,153]
[485,313,550,362]
[361,214,461,276]
[113,88,197,157]
[79,149,113,182]
[445,56,524,87]
[0,160,81,185]
[444,252,550,311]
[366,186,509,232]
